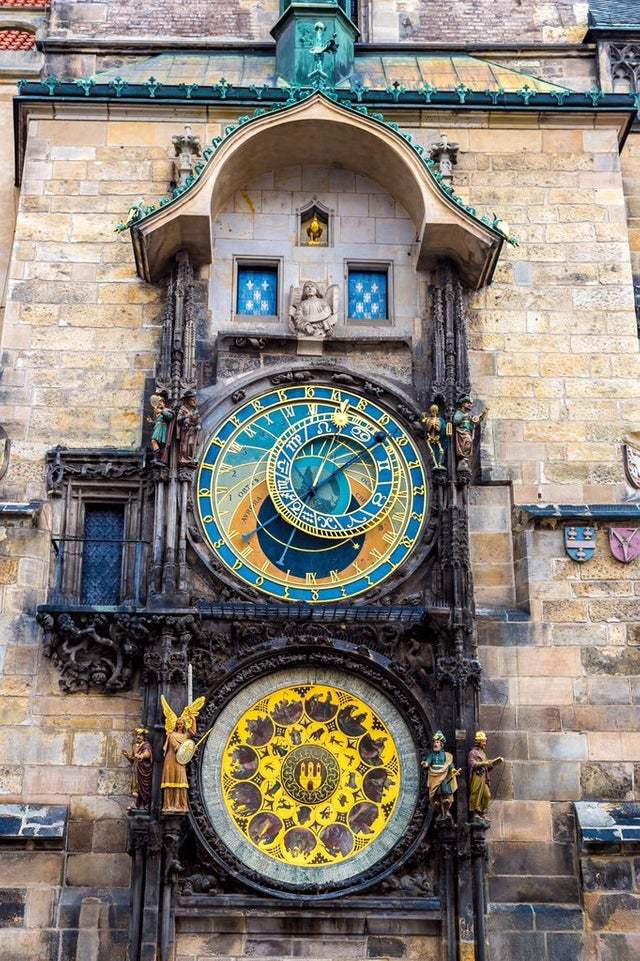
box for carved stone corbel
[37,611,147,693]
[435,652,482,691]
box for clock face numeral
[196,383,428,604]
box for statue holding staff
[467,731,503,821]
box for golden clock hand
[241,450,331,543]
[275,441,341,562]
[244,431,384,543]
[308,433,339,500]
[311,432,386,495]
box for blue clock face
[197,383,428,604]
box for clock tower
[33,13,520,953]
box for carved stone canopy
[131,93,503,289]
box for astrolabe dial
[267,414,401,540]
[197,383,428,603]
[219,683,401,869]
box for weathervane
[309,20,339,88]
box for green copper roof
[115,88,517,247]
[93,52,277,88]
[348,53,568,93]
[91,50,569,94]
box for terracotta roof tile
[0,28,36,49]
[0,0,46,7]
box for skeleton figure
[289,281,339,338]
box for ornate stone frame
[187,362,437,606]
[130,93,504,289]
[188,643,433,899]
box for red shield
[609,528,640,564]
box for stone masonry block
[581,763,633,801]
[497,800,552,842]
[488,903,535,931]
[512,761,580,801]
[581,857,634,892]
[1,852,63,885]
[529,733,587,762]
[65,853,130,888]
[488,931,545,961]
[491,841,575,877]
[533,904,583,930]
[547,933,585,961]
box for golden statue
[467,731,503,821]
[160,694,206,813]
[306,212,324,245]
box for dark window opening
[80,505,125,605]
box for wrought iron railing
[49,537,149,607]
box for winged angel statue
[289,281,339,338]
[160,694,206,813]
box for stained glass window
[237,265,278,317]
[80,505,125,605]
[348,269,389,321]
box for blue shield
[564,526,596,563]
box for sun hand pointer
[310,431,386,496]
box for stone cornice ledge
[514,502,640,529]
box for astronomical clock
[187,370,434,897]
[195,380,429,604]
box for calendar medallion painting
[199,668,421,890]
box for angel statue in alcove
[160,694,206,813]
[289,281,339,338]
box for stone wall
[2,100,640,960]
[0,114,178,961]
[621,130,640,295]
[479,522,640,959]
[175,913,441,961]
[456,120,637,505]
[45,0,589,44]
[0,83,18,333]
[370,0,588,44]
[580,848,640,960]
[47,0,279,42]
[210,163,418,343]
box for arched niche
[131,93,503,289]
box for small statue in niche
[453,394,487,470]
[421,404,447,471]
[122,727,153,812]
[160,695,206,814]
[289,281,339,338]
[148,393,174,464]
[306,212,325,246]
[177,390,201,466]
[467,731,503,822]
[421,730,460,819]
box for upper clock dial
[197,383,428,603]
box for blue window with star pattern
[348,269,389,322]
[236,265,278,317]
